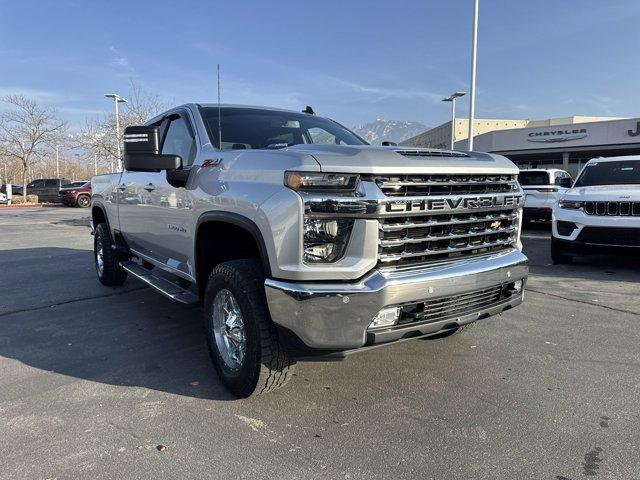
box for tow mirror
[123,125,182,172]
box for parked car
[518,169,572,223]
[13,178,72,202]
[1,183,22,196]
[0,191,7,204]
[90,103,528,397]
[59,181,92,208]
[552,156,640,263]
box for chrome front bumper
[265,249,528,350]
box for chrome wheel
[211,289,246,370]
[95,237,104,276]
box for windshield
[574,160,640,187]
[518,171,549,186]
[200,107,367,150]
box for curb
[0,204,43,209]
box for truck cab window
[307,127,343,145]
[162,116,196,166]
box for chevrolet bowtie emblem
[490,220,502,229]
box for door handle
[144,183,156,192]
[118,184,127,192]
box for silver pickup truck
[91,104,528,397]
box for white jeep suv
[518,169,573,223]
[551,156,640,263]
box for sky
[2,0,640,131]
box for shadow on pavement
[0,247,236,402]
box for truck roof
[196,103,305,115]
[586,155,640,164]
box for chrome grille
[397,285,505,326]
[584,201,640,216]
[370,174,517,197]
[378,209,518,265]
[371,174,521,267]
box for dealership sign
[471,117,640,152]
[527,128,588,143]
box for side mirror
[558,177,573,188]
[123,126,182,172]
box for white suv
[518,169,573,223]
[551,156,640,263]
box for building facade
[401,118,528,149]
[469,117,639,177]
[402,116,634,178]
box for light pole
[467,0,479,150]
[55,144,63,179]
[442,92,466,150]
[104,93,128,172]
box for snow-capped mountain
[351,119,428,145]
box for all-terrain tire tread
[205,259,294,397]
[94,223,127,286]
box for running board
[119,261,199,304]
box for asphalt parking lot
[1,208,639,480]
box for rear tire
[76,194,91,208]
[94,223,128,286]
[551,237,573,264]
[204,259,294,397]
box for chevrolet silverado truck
[90,104,529,397]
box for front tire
[551,237,573,264]
[204,259,294,397]
[76,194,91,208]
[94,223,128,286]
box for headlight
[303,217,354,263]
[558,200,582,210]
[285,172,359,192]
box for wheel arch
[91,203,109,233]
[195,211,272,295]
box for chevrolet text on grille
[386,194,522,213]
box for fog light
[512,279,523,293]
[556,221,577,236]
[368,306,401,330]
[503,279,523,296]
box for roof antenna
[302,105,315,115]
[217,64,222,149]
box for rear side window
[518,171,549,186]
[162,116,196,166]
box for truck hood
[563,184,640,201]
[286,145,518,175]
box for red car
[59,181,92,208]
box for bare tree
[77,80,166,172]
[0,95,67,196]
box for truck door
[119,112,197,278]
[117,119,166,255]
